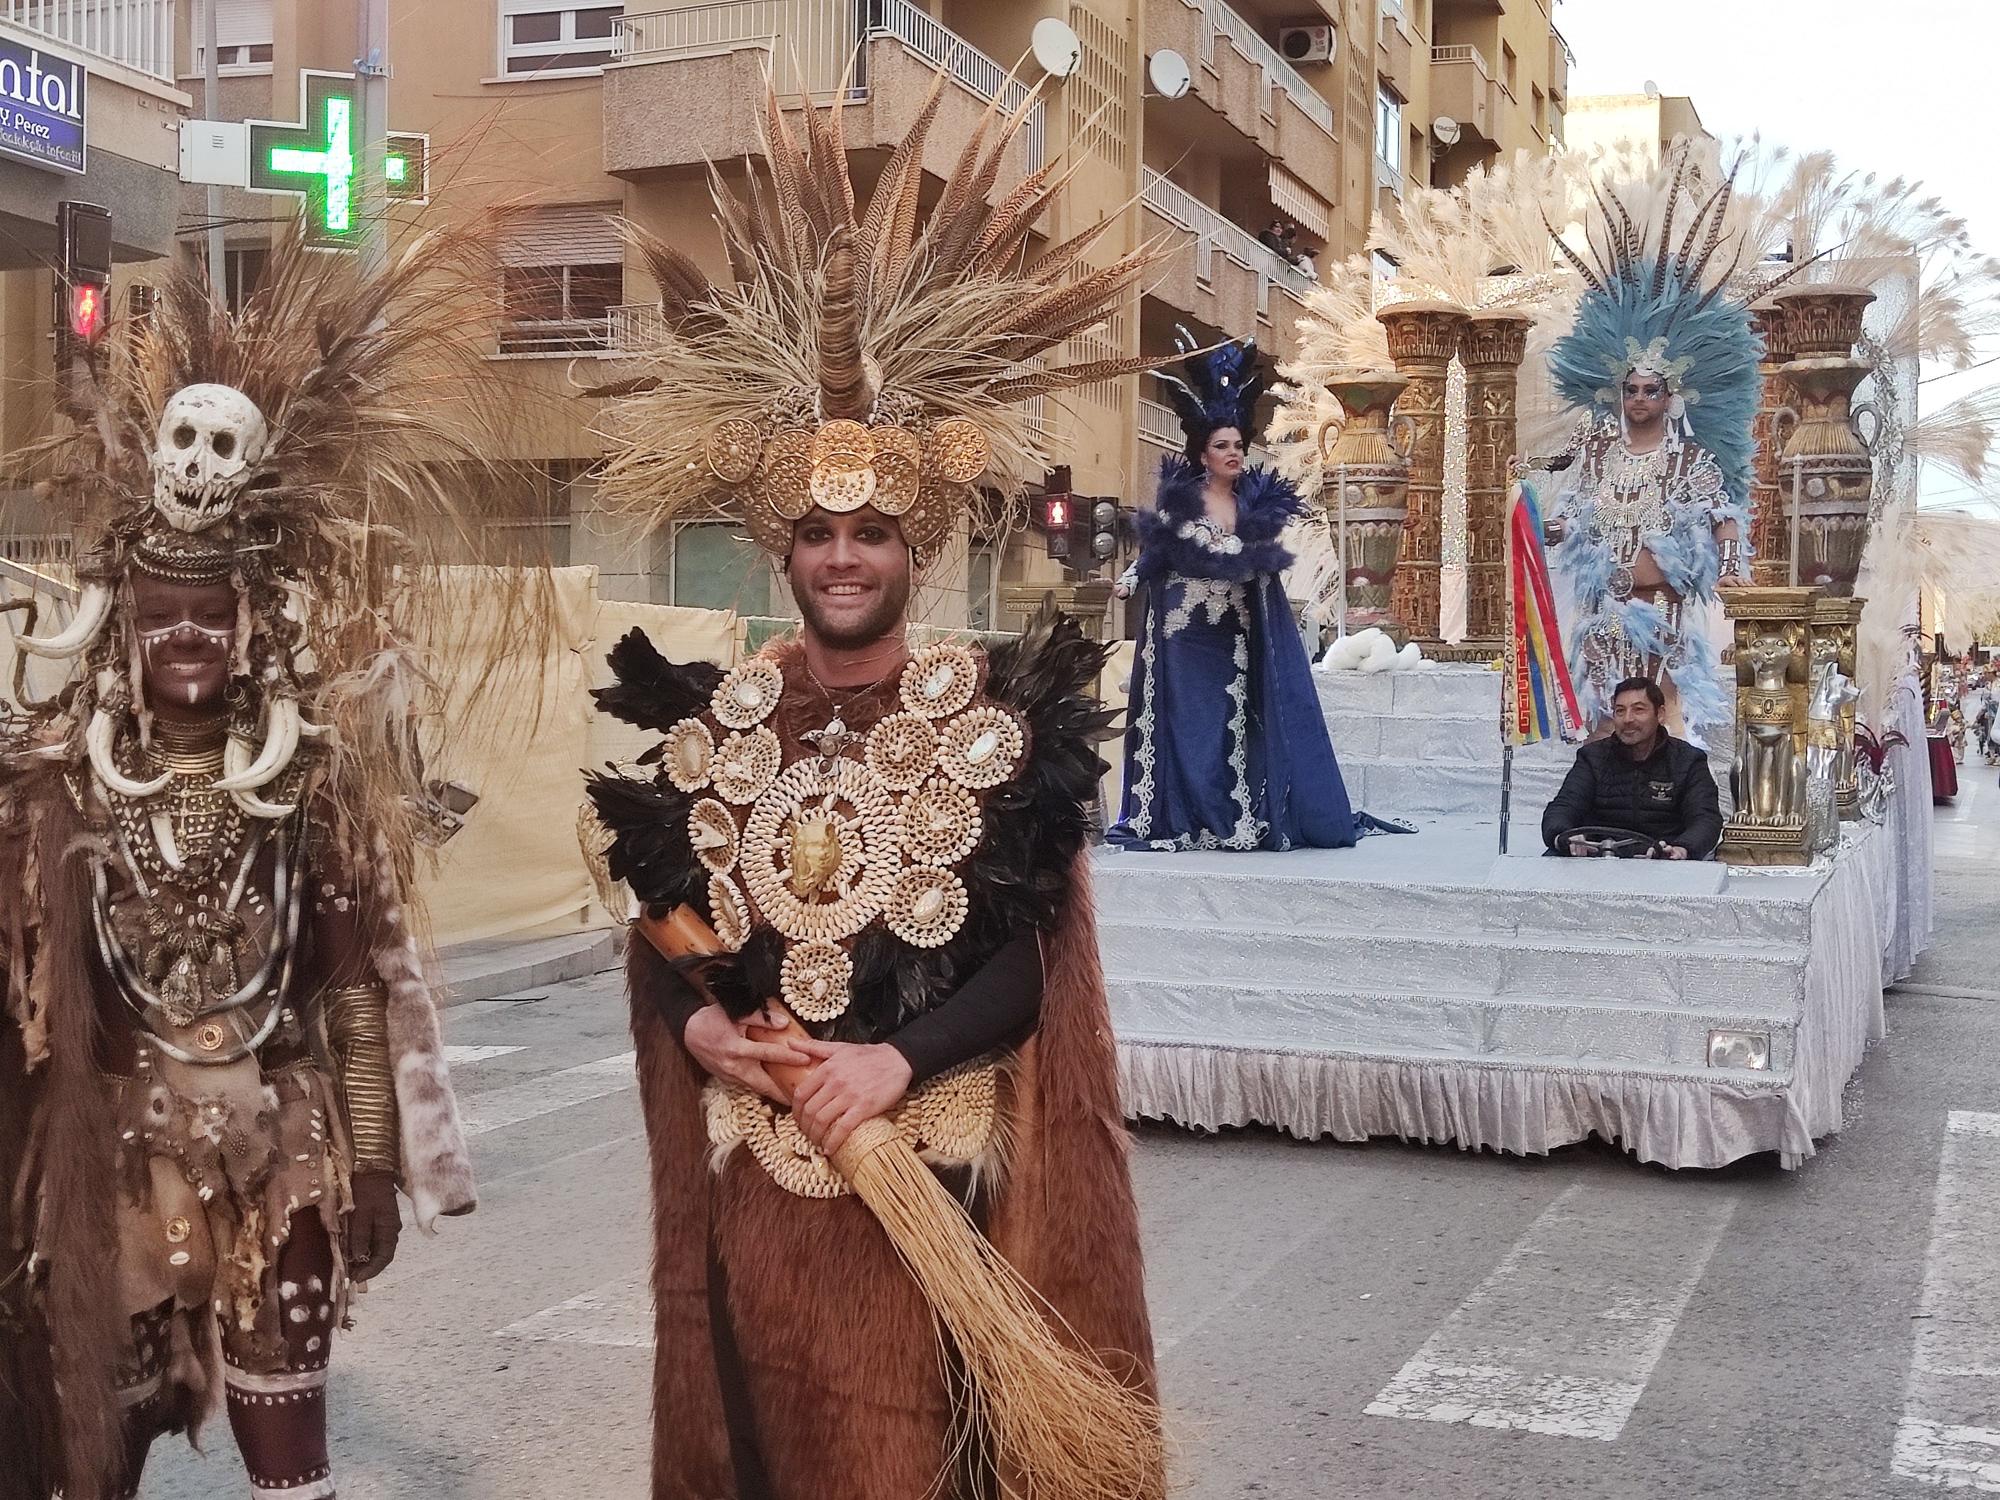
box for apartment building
[0,0,1572,629]
[0,1,186,460]
[1564,87,1715,169]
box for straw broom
[639,904,1165,1500]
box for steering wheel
[1560,825,1659,859]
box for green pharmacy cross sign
[247,71,428,249]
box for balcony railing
[1431,42,1493,77]
[615,0,1043,168]
[2,0,175,80]
[1142,167,1313,312]
[1186,0,1335,136]
[1139,394,1273,467]
[610,302,666,351]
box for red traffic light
[1039,495,1071,530]
[68,281,105,343]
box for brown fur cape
[629,854,1157,1499]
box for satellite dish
[1147,49,1192,101]
[1431,115,1462,147]
[1644,79,1660,97]
[1031,17,1082,80]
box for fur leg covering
[629,935,733,1499]
[368,877,475,1229]
[31,800,128,1499]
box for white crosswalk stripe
[1364,1181,1737,1442]
[1891,1111,2000,1491]
[494,1273,653,1349]
[459,1052,638,1138]
[444,1044,527,1066]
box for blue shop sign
[0,36,85,175]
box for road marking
[459,1052,637,1138]
[495,1272,653,1349]
[1891,1111,2000,1491]
[1364,1182,1737,1442]
[443,1044,526,1066]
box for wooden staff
[638,904,1164,1500]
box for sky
[1560,0,2000,511]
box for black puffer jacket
[1541,733,1723,857]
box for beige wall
[1566,91,1716,167]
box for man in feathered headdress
[0,232,536,1500]
[1545,154,1760,744]
[582,73,1166,1499]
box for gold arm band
[325,982,400,1176]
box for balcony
[1548,25,1570,105]
[1429,43,1502,146]
[1377,6,1415,96]
[1138,394,1274,467]
[606,0,1041,181]
[1140,167,1310,361]
[3,0,174,80]
[1146,0,1338,192]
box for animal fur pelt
[1132,458,1303,584]
[16,790,130,1500]
[370,909,475,1229]
[597,612,1154,1497]
[626,855,1157,1499]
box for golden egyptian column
[1459,310,1531,647]
[1378,302,1469,642]
[1749,298,1796,586]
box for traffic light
[1037,492,1073,560]
[1089,499,1121,566]
[54,200,112,383]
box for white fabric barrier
[1110,822,1899,1170]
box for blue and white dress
[1108,458,1358,851]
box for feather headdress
[6,225,554,883]
[1153,328,1267,458]
[595,69,1174,557]
[1546,141,1764,510]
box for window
[669,524,775,615]
[500,1,624,76]
[194,0,274,73]
[1501,41,1518,96]
[1532,84,1545,135]
[968,543,998,633]
[224,246,268,317]
[1375,86,1402,173]
[497,206,623,353]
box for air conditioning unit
[1278,24,1335,64]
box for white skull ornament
[151,383,270,532]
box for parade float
[1098,144,1995,1168]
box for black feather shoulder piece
[973,603,1117,927]
[583,770,704,910]
[591,628,724,733]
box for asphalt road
[144,778,2000,1500]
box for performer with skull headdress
[582,72,1166,1500]
[1108,335,1360,851]
[1543,157,1760,745]
[0,231,537,1500]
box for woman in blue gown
[1108,339,1359,851]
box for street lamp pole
[202,0,224,290]
[355,0,390,278]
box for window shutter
[214,0,273,49]
[499,205,624,268]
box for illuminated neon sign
[246,71,428,249]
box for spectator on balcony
[1258,218,1290,256]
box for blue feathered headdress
[1546,154,1763,508]
[1153,327,1267,458]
